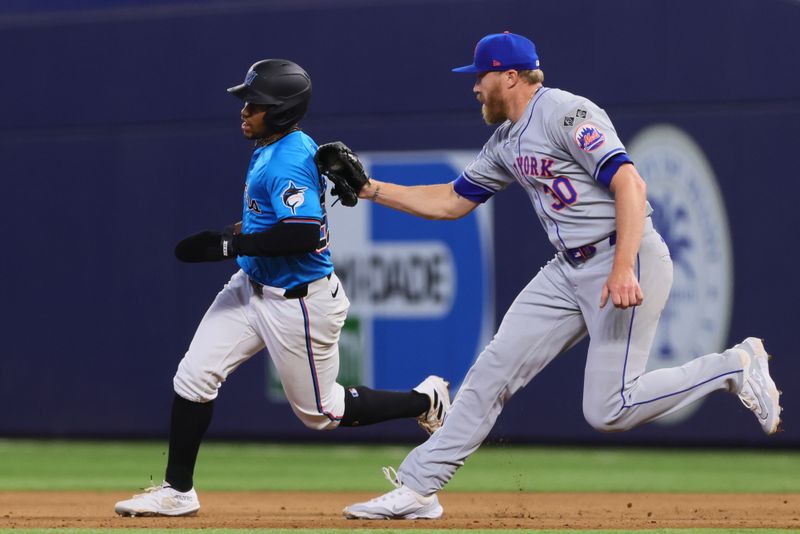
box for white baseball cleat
[114,481,200,517]
[413,375,451,434]
[735,337,782,435]
[343,467,443,520]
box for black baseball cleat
[413,375,451,434]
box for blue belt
[564,232,617,265]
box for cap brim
[227,84,250,97]
[451,64,482,73]
[453,65,481,72]
[226,84,281,105]
[452,63,540,74]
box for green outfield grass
[0,439,797,493]
[0,530,795,534]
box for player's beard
[244,125,270,141]
[481,90,507,125]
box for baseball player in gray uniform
[320,32,783,520]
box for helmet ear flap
[262,105,273,127]
[263,97,310,134]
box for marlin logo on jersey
[244,185,262,214]
[281,181,308,214]
[574,123,605,152]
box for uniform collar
[508,86,549,139]
[254,126,302,148]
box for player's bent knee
[285,384,345,431]
[173,356,221,403]
[286,398,342,431]
[583,405,630,433]
[584,416,623,433]
[289,396,344,430]
[295,411,340,431]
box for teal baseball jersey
[237,130,333,289]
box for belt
[249,273,331,299]
[564,232,617,266]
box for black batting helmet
[227,59,312,134]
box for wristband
[221,226,238,258]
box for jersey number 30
[544,176,578,210]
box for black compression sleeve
[340,386,429,427]
[232,221,320,257]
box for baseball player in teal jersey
[325,32,783,520]
[114,59,450,518]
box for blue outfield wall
[0,0,798,446]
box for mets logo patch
[281,180,308,214]
[574,123,605,152]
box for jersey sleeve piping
[453,173,495,203]
[462,171,498,193]
[278,215,323,224]
[593,148,626,180]
[596,152,633,188]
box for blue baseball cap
[452,31,540,73]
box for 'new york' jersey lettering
[454,87,652,250]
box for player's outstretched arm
[315,141,478,218]
[174,221,319,262]
[359,179,479,221]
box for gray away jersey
[456,87,652,250]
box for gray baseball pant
[398,224,744,495]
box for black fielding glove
[314,141,370,207]
[175,230,237,263]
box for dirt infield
[1,491,798,530]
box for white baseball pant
[173,269,349,430]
